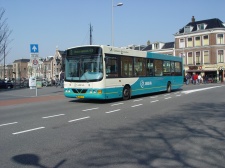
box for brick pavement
[0,94,65,107]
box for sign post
[30,44,39,96]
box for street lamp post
[111,0,123,46]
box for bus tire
[122,85,130,100]
[166,82,171,93]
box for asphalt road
[0,84,225,168]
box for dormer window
[197,23,206,30]
[184,26,193,33]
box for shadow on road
[12,154,66,168]
[75,102,225,167]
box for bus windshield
[65,54,103,82]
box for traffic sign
[30,54,39,68]
[30,44,39,53]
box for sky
[1,0,225,64]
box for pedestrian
[59,70,64,88]
[198,74,202,84]
[204,75,208,84]
[55,77,59,87]
[185,73,191,85]
[195,73,198,84]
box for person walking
[185,73,191,85]
[59,70,64,88]
[198,74,202,84]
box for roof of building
[179,18,225,33]
[13,59,30,63]
[142,45,152,51]
[162,42,174,49]
[142,42,174,51]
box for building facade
[13,59,30,81]
[174,16,225,82]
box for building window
[203,35,209,45]
[217,34,224,44]
[197,23,206,30]
[218,50,224,63]
[188,52,193,65]
[184,26,193,33]
[154,43,159,49]
[179,38,185,48]
[195,51,201,65]
[195,36,201,46]
[203,51,210,64]
[187,37,193,47]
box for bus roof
[67,45,182,62]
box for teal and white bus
[64,45,183,100]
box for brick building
[175,16,225,82]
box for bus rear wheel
[167,83,171,93]
[123,86,130,100]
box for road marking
[42,114,65,119]
[176,95,181,97]
[111,103,124,106]
[68,116,90,123]
[151,100,159,103]
[165,97,172,99]
[131,104,143,107]
[0,122,18,127]
[105,109,121,114]
[174,92,180,94]
[182,86,222,94]
[164,94,170,96]
[12,127,45,135]
[150,96,158,98]
[133,99,143,102]
[82,107,99,111]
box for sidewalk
[0,86,66,107]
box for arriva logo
[140,80,145,88]
[140,80,152,88]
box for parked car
[0,80,14,89]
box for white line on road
[165,97,172,99]
[68,116,90,123]
[176,95,181,97]
[12,127,45,135]
[131,104,143,107]
[150,96,158,98]
[151,100,159,103]
[82,108,99,111]
[0,122,18,127]
[42,114,65,119]
[133,99,143,102]
[182,86,222,94]
[164,94,170,96]
[111,103,124,106]
[105,109,121,114]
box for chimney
[192,16,195,22]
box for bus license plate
[77,96,84,98]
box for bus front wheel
[123,86,130,100]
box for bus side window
[105,55,118,78]
[147,59,154,76]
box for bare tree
[0,7,12,78]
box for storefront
[185,65,224,83]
